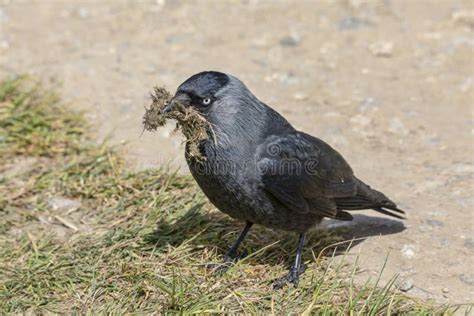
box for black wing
[256,132,357,220]
[257,132,405,220]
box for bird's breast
[186,144,267,218]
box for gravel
[459,274,474,286]
[399,278,414,292]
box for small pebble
[426,136,442,145]
[359,97,379,111]
[47,196,81,213]
[452,10,474,28]
[0,39,9,50]
[369,41,394,57]
[293,92,308,101]
[150,0,166,12]
[0,8,9,23]
[338,16,370,31]
[399,278,414,292]
[347,0,365,9]
[459,274,474,286]
[166,33,193,45]
[280,34,301,47]
[77,7,89,19]
[425,219,443,228]
[388,117,408,135]
[401,244,415,259]
[464,238,474,251]
[452,162,473,174]
[322,126,348,147]
[252,37,268,48]
[400,266,416,276]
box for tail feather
[335,178,406,220]
[334,210,354,221]
[372,206,405,219]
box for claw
[273,273,298,289]
[206,261,233,274]
[272,263,306,290]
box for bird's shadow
[144,204,406,268]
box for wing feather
[257,133,357,217]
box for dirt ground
[1,0,472,305]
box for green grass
[0,77,468,314]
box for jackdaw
[162,71,405,288]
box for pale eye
[202,98,211,106]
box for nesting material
[142,87,212,161]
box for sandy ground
[1,0,473,305]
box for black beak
[162,93,190,113]
[162,99,176,113]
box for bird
[162,71,405,288]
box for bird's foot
[273,263,306,290]
[206,250,248,274]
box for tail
[334,178,406,220]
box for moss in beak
[142,86,213,162]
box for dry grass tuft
[143,87,212,161]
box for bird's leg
[273,233,306,289]
[208,222,253,273]
[223,221,253,262]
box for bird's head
[161,71,292,147]
[163,71,260,121]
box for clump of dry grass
[0,77,86,159]
[143,87,212,161]
[0,77,468,314]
